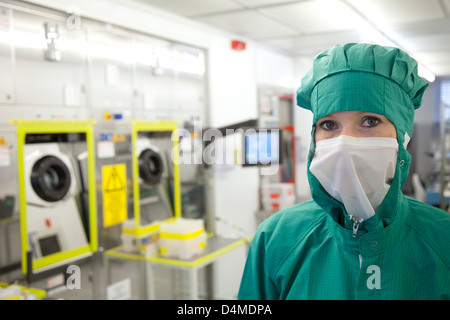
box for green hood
[296,43,429,232]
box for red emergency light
[231,40,246,51]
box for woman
[238,43,450,299]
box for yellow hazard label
[0,136,6,145]
[102,164,127,227]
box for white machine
[135,137,173,226]
[23,143,88,260]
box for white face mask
[309,135,398,220]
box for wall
[211,44,297,298]
[255,48,295,89]
[293,56,314,200]
[206,34,258,299]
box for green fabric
[297,43,428,112]
[238,43,450,300]
[238,197,450,299]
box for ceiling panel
[259,0,362,34]
[347,0,446,26]
[389,19,450,38]
[135,0,450,77]
[422,61,450,77]
[136,0,243,17]
[415,51,450,65]
[234,0,302,8]
[196,10,298,40]
[397,34,450,52]
[263,31,365,56]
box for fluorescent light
[354,19,397,47]
[0,30,46,49]
[417,63,436,83]
[340,0,436,83]
[0,29,205,76]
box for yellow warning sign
[102,164,127,227]
[0,136,6,145]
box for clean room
[0,0,449,301]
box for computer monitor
[243,128,282,166]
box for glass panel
[13,10,87,107]
[136,130,174,227]
[0,6,14,104]
[87,29,133,109]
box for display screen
[39,234,61,256]
[244,129,281,166]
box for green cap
[296,43,429,141]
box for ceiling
[136,0,450,81]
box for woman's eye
[362,117,380,127]
[319,121,336,130]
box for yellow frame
[10,120,98,274]
[130,120,181,235]
[105,235,249,268]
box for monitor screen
[244,129,281,166]
[39,234,61,256]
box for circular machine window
[138,148,163,184]
[30,156,72,202]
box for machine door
[30,156,72,202]
[138,148,163,184]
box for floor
[1,252,214,300]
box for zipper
[349,215,364,238]
[349,215,365,270]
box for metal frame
[11,119,98,275]
[127,120,181,236]
[105,235,249,300]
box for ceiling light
[417,63,436,83]
[339,0,436,82]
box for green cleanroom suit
[238,43,450,300]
